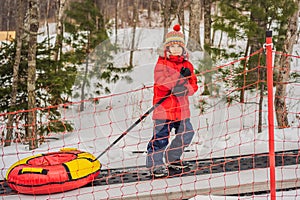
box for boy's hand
[180,67,191,78]
[172,85,188,96]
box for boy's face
[169,44,183,56]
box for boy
[146,24,198,177]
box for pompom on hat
[164,24,185,48]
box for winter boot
[168,160,191,170]
[151,166,168,178]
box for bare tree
[201,0,214,96]
[5,0,26,147]
[203,0,211,49]
[148,0,152,27]
[5,0,11,31]
[27,0,39,150]
[129,0,138,67]
[162,0,172,41]
[187,0,202,51]
[0,0,3,30]
[160,0,186,42]
[275,0,300,128]
[43,0,50,38]
[54,0,66,62]
[119,0,130,28]
[176,0,185,30]
[115,0,119,45]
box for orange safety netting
[0,42,300,199]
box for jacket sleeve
[154,58,180,92]
[184,62,198,96]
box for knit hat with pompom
[164,24,185,48]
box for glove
[180,67,191,78]
[172,85,188,97]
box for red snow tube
[5,148,101,194]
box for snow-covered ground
[1,24,300,199]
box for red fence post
[266,30,276,199]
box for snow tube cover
[5,148,101,194]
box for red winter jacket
[152,55,198,121]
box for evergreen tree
[214,0,296,92]
[0,42,27,113]
[36,39,76,133]
[65,0,132,111]
[0,38,75,145]
[213,0,296,133]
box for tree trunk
[54,0,66,62]
[203,0,211,49]
[27,0,39,150]
[187,0,202,51]
[246,2,267,89]
[115,0,118,46]
[148,0,152,27]
[177,0,185,30]
[6,0,11,31]
[202,0,213,95]
[240,41,250,103]
[163,0,171,42]
[45,0,50,37]
[102,0,107,25]
[275,0,299,128]
[120,0,125,27]
[80,32,90,112]
[5,0,25,147]
[0,1,3,30]
[129,0,138,67]
[258,56,264,133]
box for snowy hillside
[1,24,300,199]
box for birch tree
[5,0,26,147]
[275,0,300,128]
[27,0,39,150]
[54,0,66,62]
